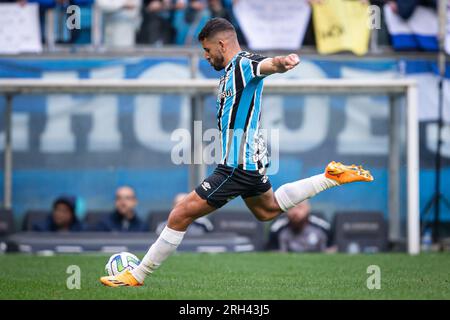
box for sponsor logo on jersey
[218,89,233,100]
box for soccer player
[100,18,373,287]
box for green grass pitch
[1,253,449,299]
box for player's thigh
[243,188,282,221]
[195,164,243,209]
[167,191,216,226]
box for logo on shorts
[261,175,268,183]
[201,181,211,191]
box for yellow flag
[312,0,370,56]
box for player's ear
[218,39,226,52]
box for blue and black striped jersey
[216,51,270,171]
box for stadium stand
[0,0,448,256]
[147,210,170,232]
[209,210,267,251]
[332,211,388,253]
[0,209,14,236]
[21,210,50,231]
[83,210,111,231]
[6,0,430,53]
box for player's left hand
[284,54,300,70]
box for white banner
[233,0,311,50]
[0,3,42,54]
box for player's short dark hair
[198,18,236,41]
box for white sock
[131,226,185,283]
[274,174,340,212]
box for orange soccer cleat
[325,161,374,185]
[100,270,142,287]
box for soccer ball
[105,252,141,276]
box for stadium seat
[308,211,333,247]
[83,211,111,231]
[0,209,14,236]
[22,210,50,231]
[309,211,330,230]
[210,210,267,251]
[147,210,170,232]
[332,211,388,253]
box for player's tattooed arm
[259,54,300,75]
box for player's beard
[212,55,225,71]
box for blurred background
[0,0,449,255]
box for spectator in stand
[137,0,185,45]
[1,0,96,44]
[207,0,230,20]
[385,0,436,20]
[382,0,438,51]
[95,186,148,232]
[351,0,437,21]
[66,0,95,45]
[218,0,246,46]
[32,195,84,232]
[173,0,210,45]
[265,200,331,253]
[49,0,94,45]
[172,0,241,45]
[96,0,142,48]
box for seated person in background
[156,192,214,235]
[265,200,330,253]
[32,195,83,232]
[95,186,148,232]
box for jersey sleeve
[239,52,270,84]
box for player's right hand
[284,54,300,70]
